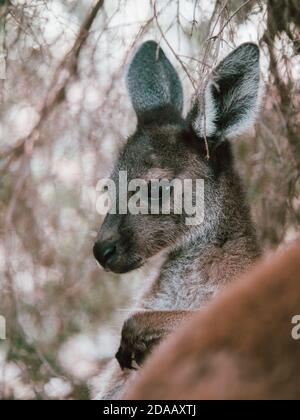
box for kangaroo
[125,239,300,400]
[93,41,262,399]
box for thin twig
[0,0,105,161]
[152,0,197,90]
[207,0,254,41]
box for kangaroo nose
[93,241,117,268]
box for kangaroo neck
[142,231,260,311]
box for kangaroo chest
[142,259,221,311]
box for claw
[115,315,164,371]
[131,360,139,370]
[115,347,136,371]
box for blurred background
[0,0,299,400]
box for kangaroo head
[93,41,261,274]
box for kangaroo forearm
[116,309,197,370]
[130,310,196,335]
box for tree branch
[0,0,105,162]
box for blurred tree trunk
[263,0,300,165]
[0,1,7,104]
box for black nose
[93,241,117,268]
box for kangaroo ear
[190,43,261,142]
[127,41,183,121]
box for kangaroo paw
[116,314,163,370]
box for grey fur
[190,43,261,141]
[127,41,183,118]
[93,41,262,399]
